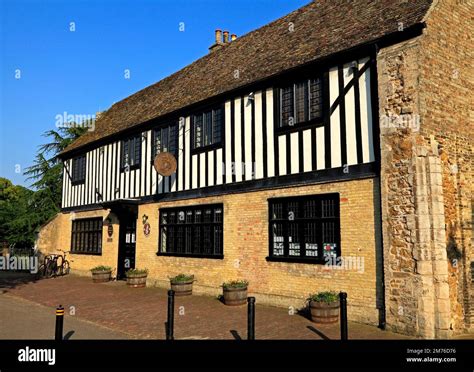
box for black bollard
[339,292,348,340]
[55,305,64,341]
[247,297,255,340]
[167,290,175,340]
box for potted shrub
[126,268,148,288]
[222,280,248,306]
[91,266,112,283]
[307,291,340,324]
[170,274,194,296]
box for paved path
[0,274,412,340]
[0,295,132,339]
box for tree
[24,124,88,211]
[0,177,35,247]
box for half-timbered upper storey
[59,0,432,210]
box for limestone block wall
[377,0,473,337]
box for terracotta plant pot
[91,270,112,283]
[170,279,193,296]
[126,273,147,288]
[309,300,339,324]
[223,286,248,306]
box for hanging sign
[142,214,151,237]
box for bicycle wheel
[55,256,64,276]
[37,264,46,278]
[61,260,70,276]
[44,261,54,278]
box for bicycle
[39,250,71,278]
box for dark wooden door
[117,214,137,279]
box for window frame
[275,73,327,135]
[71,155,86,186]
[151,122,179,161]
[157,203,224,259]
[120,134,142,172]
[191,105,224,154]
[267,193,341,264]
[70,217,103,255]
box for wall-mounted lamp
[347,61,358,76]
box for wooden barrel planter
[126,271,148,288]
[92,270,112,283]
[170,278,194,296]
[222,283,248,306]
[309,300,340,324]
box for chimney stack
[215,29,222,44]
[209,29,236,52]
[209,29,224,52]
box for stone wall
[418,0,473,333]
[377,0,473,337]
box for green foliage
[91,265,112,273]
[0,177,35,247]
[0,123,88,248]
[307,291,339,304]
[222,279,248,289]
[170,273,194,283]
[126,268,148,277]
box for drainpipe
[371,43,386,330]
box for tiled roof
[62,0,433,155]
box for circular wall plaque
[154,152,177,177]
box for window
[152,123,178,159]
[268,194,340,263]
[121,135,141,170]
[159,204,223,258]
[71,155,86,185]
[192,106,223,150]
[279,76,323,128]
[71,218,103,254]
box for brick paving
[1,274,410,340]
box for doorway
[117,211,137,280]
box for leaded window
[71,155,86,185]
[121,135,141,170]
[159,204,223,257]
[279,76,323,127]
[152,123,178,158]
[269,194,340,262]
[71,218,103,254]
[192,107,223,150]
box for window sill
[190,142,222,155]
[275,118,325,135]
[70,251,102,256]
[120,164,140,172]
[265,256,326,265]
[71,180,85,186]
[156,252,224,260]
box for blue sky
[0,0,308,187]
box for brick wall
[41,178,382,325]
[139,178,381,324]
[37,209,120,276]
